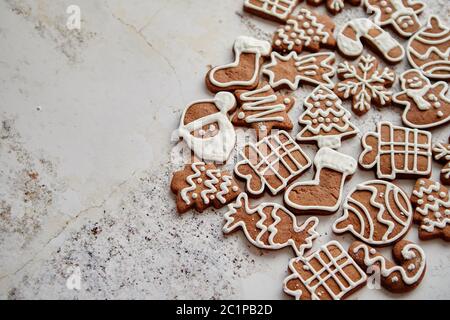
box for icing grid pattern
[245,0,297,19]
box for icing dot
[325,101,333,107]
[380,0,387,6]
[408,264,415,271]
[275,39,282,46]
[238,112,245,120]
[385,7,392,13]
[445,209,450,215]
[197,178,203,183]
[435,212,442,219]
[294,39,302,45]
[307,29,314,35]
[200,166,206,171]
[209,124,216,132]
[428,94,437,101]
[216,172,221,178]
[434,102,441,108]
[192,193,198,199]
[210,195,215,200]
[290,32,298,38]
[440,192,447,198]
[232,186,239,192]
[314,102,321,107]
[313,36,320,42]
[402,22,409,29]
[408,20,414,26]
[318,117,324,123]
[312,119,318,124]
[325,118,331,123]
[303,22,310,28]
[379,192,385,198]
[428,195,435,201]
[391,276,399,283]
[417,199,424,205]
[437,111,444,118]
[284,98,291,104]
[333,117,339,123]
[297,14,304,20]
[285,25,291,31]
[370,248,376,254]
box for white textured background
[0,0,449,299]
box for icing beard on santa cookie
[178,92,237,163]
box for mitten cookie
[333,180,413,246]
[284,147,357,214]
[263,51,335,90]
[206,36,271,93]
[335,55,395,115]
[243,0,298,23]
[407,16,450,80]
[394,70,450,129]
[235,130,312,196]
[223,193,319,256]
[359,121,432,180]
[171,162,241,214]
[307,0,362,15]
[337,18,405,63]
[349,240,426,293]
[177,92,236,162]
[364,0,426,37]
[232,82,295,139]
[284,240,367,300]
[273,8,336,54]
[433,138,450,185]
[411,178,450,241]
[297,86,359,149]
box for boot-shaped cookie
[284,147,357,214]
[206,36,271,93]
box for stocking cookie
[433,138,450,185]
[273,8,336,54]
[407,16,450,80]
[297,86,359,149]
[411,179,450,241]
[359,121,432,180]
[177,92,236,162]
[171,162,241,214]
[349,240,426,293]
[235,130,312,196]
[337,18,405,63]
[263,51,335,90]
[394,70,450,129]
[206,36,271,93]
[284,240,367,300]
[243,0,298,23]
[306,0,362,15]
[223,193,319,256]
[232,82,295,139]
[333,180,413,246]
[335,55,395,115]
[284,147,357,214]
[364,0,426,37]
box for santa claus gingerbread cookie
[273,7,336,54]
[433,138,450,185]
[206,36,271,93]
[349,240,426,293]
[171,162,241,214]
[307,0,362,15]
[243,0,299,23]
[393,70,450,129]
[223,193,319,256]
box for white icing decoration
[216,175,236,204]
[180,162,203,205]
[243,0,297,21]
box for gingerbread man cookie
[394,70,450,129]
[307,0,362,15]
[232,82,295,139]
[171,162,241,214]
[206,36,271,93]
[337,18,405,63]
[411,178,450,241]
[349,240,426,293]
[359,121,432,180]
[333,180,413,246]
[364,0,426,37]
[223,193,319,256]
[243,0,299,23]
[284,147,357,214]
[335,55,395,115]
[433,138,450,185]
[263,51,335,90]
[407,16,450,80]
[273,7,336,54]
[297,86,359,149]
[284,240,367,300]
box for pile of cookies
[171,0,450,300]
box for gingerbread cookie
[284,240,367,300]
[273,8,336,54]
[393,70,450,129]
[433,138,450,185]
[359,121,432,180]
[407,16,450,80]
[337,18,405,63]
[349,240,426,293]
[284,147,357,214]
[297,86,359,149]
[235,130,312,196]
[335,55,395,115]
[364,0,426,37]
[177,92,236,162]
[263,51,335,90]
[232,82,295,139]
[243,0,298,23]
[171,162,241,214]
[333,180,413,246]
[411,178,450,241]
[223,193,319,256]
[206,36,271,93]
[306,0,362,15]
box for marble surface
[0,0,449,299]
